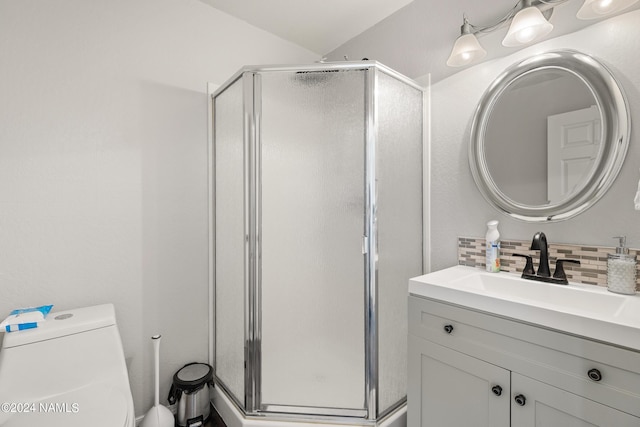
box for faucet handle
[513,253,535,276]
[553,259,581,283]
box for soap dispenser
[607,236,637,295]
[485,220,500,273]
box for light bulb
[577,0,639,19]
[515,27,536,44]
[595,0,614,11]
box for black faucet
[514,232,581,285]
[530,231,550,277]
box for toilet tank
[0,304,132,405]
[1,304,118,349]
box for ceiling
[200,0,640,82]
[199,0,414,54]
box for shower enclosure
[210,61,423,425]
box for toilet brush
[140,335,174,427]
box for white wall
[428,11,640,272]
[0,0,316,417]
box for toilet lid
[1,384,132,427]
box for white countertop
[409,266,640,351]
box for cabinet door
[511,373,640,427]
[408,336,510,427]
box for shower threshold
[211,387,407,427]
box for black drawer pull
[588,368,602,382]
[443,324,454,334]
[514,394,526,406]
[491,385,502,396]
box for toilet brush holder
[140,335,174,427]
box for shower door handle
[362,235,368,254]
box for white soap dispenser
[607,236,637,295]
[485,220,500,273]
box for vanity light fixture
[502,0,554,47]
[446,17,487,67]
[447,0,639,67]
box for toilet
[0,304,135,426]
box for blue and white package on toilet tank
[0,305,53,332]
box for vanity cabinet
[408,295,640,427]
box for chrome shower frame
[209,61,424,425]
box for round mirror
[470,50,630,222]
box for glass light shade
[502,6,554,47]
[446,33,487,67]
[577,0,639,19]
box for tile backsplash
[458,237,640,291]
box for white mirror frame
[470,50,630,222]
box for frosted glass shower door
[259,70,366,412]
[213,78,245,406]
[376,71,423,415]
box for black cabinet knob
[491,385,502,396]
[514,394,526,406]
[443,324,454,334]
[588,368,602,382]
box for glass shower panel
[259,70,366,410]
[375,71,423,414]
[214,79,245,406]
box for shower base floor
[212,387,406,427]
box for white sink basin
[451,272,628,316]
[410,266,640,350]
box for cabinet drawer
[409,295,640,418]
